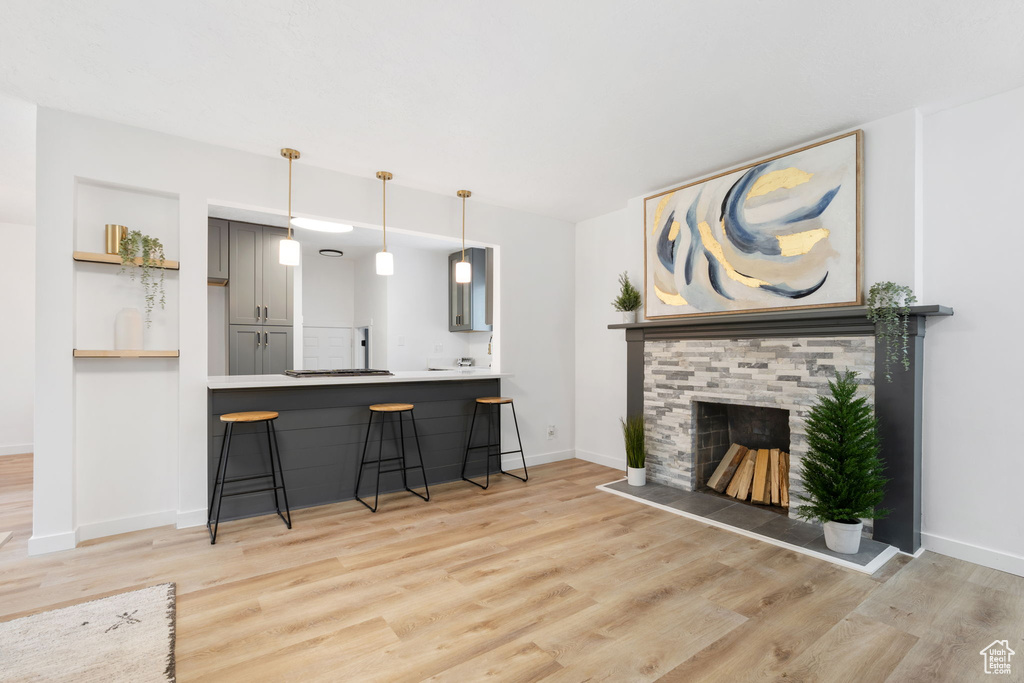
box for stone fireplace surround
[613,305,952,554]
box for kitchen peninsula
[208,369,507,521]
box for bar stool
[208,410,292,544]
[354,403,430,513]
[461,397,528,489]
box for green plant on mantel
[119,229,167,326]
[866,281,917,382]
[797,370,889,524]
[612,271,642,312]
[621,413,646,468]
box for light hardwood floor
[0,453,1020,681]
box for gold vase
[105,224,127,255]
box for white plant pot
[626,466,646,486]
[823,520,863,554]
[621,310,637,324]
[114,307,144,350]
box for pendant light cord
[287,156,293,240]
[461,193,466,261]
[382,175,387,253]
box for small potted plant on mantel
[866,281,917,383]
[797,370,888,554]
[621,413,647,486]
[612,271,642,324]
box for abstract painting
[644,131,861,318]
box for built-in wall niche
[74,179,179,352]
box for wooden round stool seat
[369,403,414,413]
[220,410,279,423]
[476,397,513,405]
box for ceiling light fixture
[455,190,473,283]
[291,217,355,233]
[375,171,394,276]
[318,248,344,258]
[279,147,301,266]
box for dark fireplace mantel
[609,304,953,554]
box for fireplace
[694,401,790,492]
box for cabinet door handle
[256,305,261,320]
[264,305,268,320]
[256,332,261,348]
[264,331,269,347]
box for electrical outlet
[546,424,556,440]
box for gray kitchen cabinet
[449,247,492,332]
[228,324,293,375]
[208,218,230,284]
[228,325,264,375]
[227,221,294,326]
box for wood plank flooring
[0,452,1019,681]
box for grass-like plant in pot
[621,413,647,486]
[797,370,888,554]
[612,271,642,323]
[866,281,917,382]
[119,229,167,327]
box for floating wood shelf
[73,251,180,270]
[73,349,180,358]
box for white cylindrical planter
[626,466,646,486]
[823,520,863,554]
[115,307,144,349]
[621,310,637,324]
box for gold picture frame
[643,130,863,319]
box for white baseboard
[922,532,1024,577]
[574,448,623,470]
[77,510,177,542]
[0,443,32,457]
[501,449,574,470]
[176,508,207,529]
[28,529,78,555]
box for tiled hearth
[598,479,898,574]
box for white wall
[302,243,356,327]
[921,85,1024,575]
[353,253,388,369]
[0,222,35,456]
[33,108,575,552]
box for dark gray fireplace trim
[610,304,952,554]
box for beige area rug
[0,583,176,682]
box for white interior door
[303,326,354,370]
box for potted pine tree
[621,413,646,486]
[797,370,889,554]
[612,271,642,324]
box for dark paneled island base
[209,377,501,521]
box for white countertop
[208,369,508,390]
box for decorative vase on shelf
[105,224,127,255]
[115,307,144,350]
[621,310,637,324]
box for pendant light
[279,147,301,266]
[455,190,472,283]
[375,171,394,275]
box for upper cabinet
[228,221,294,327]
[208,218,229,284]
[449,247,493,332]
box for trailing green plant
[621,413,646,469]
[119,229,167,327]
[866,281,917,382]
[796,370,889,525]
[612,271,642,312]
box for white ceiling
[3,1,1024,223]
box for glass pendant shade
[455,259,472,283]
[376,250,394,276]
[279,237,301,266]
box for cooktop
[283,369,394,377]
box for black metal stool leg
[398,412,408,491]
[208,422,234,544]
[501,402,528,482]
[354,411,378,512]
[268,420,292,528]
[462,402,489,488]
[405,409,429,501]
